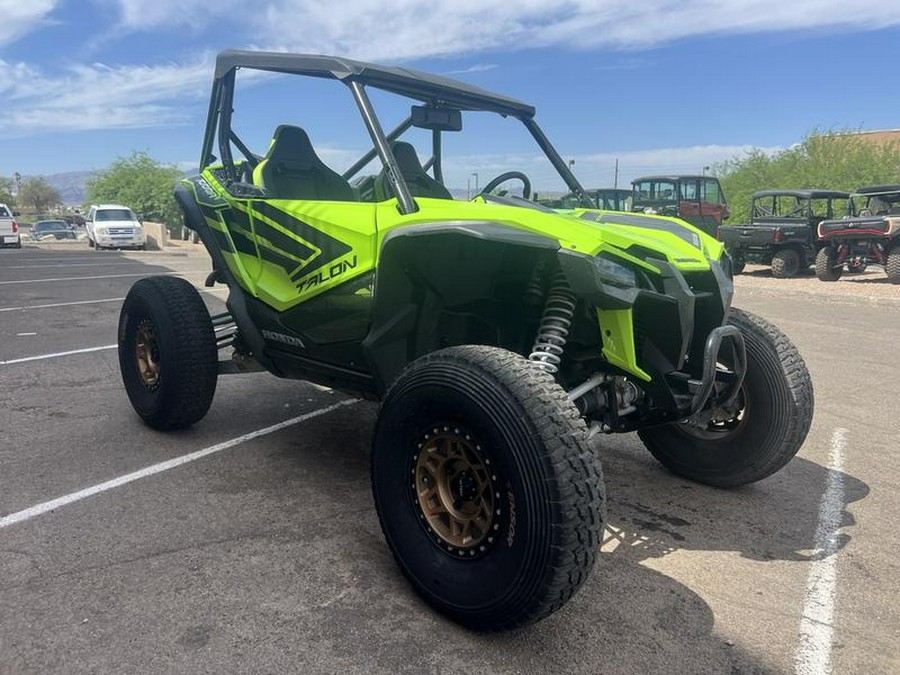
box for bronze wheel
[118,276,218,430]
[135,319,161,389]
[412,427,496,557]
[372,345,605,631]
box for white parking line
[0,287,227,313]
[4,255,193,264]
[0,399,358,530]
[794,428,848,675]
[0,298,125,312]
[3,261,197,269]
[0,270,208,285]
[0,345,117,365]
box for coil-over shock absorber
[528,271,576,374]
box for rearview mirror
[411,105,462,132]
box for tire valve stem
[529,272,575,375]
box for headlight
[95,226,107,235]
[594,254,636,287]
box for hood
[378,198,724,272]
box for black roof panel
[631,175,715,184]
[214,50,535,118]
[854,184,900,195]
[752,189,850,199]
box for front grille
[107,228,134,236]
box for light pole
[471,172,479,194]
[702,165,710,176]
[14,172,21,195]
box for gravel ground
[734,263,900,305]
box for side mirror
[12,211,20,217]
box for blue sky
[3,1,900,192]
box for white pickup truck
[0,203,21,249]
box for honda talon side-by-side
[117,50,814,631]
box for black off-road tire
[771,247,801,278]
[815,247,842,282]
[887,244,900,284]
[732,258,746,275]
[118,276,218,430]
[638,308,813,488]
[87,237,94,248]
[372,345,605,631]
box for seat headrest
[391,142,426,173]
[268,125,317,169]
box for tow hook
[688,325,746,418]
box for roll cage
[200,49,594,213]
[750,189,850,221]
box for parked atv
[117,50,814,631]
[816,184,900,282]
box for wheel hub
[413,428,496,555]
[135,319,161,389]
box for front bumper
[559,248,738,428]
[95,234,145,248]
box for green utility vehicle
[117,50,814,631]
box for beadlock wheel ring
[412,427,498,558]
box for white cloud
[106,0,241,29]
[445,64,499,75]
[100,1,900,59]
[7,0,900,138]
[0,56,213,136]
[0,0,57,46]
[92,1,900,60]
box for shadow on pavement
[249,407,869,674]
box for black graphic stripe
[250,201,353,281]
[259,244,301,274]
[209,226,234,253]
[229,226,257,257]
[254,218,317,261]
[228,205,253,231]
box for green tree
[0,176,16,206]
[87,151,183,230]
[717,131,900,223]
[18,177,62,214]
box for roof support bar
[350,80,418,215]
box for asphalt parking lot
[1,246,897,674]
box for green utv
[117,50,814,631]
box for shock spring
[528,271,576,374]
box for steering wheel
[480,171,532,200]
